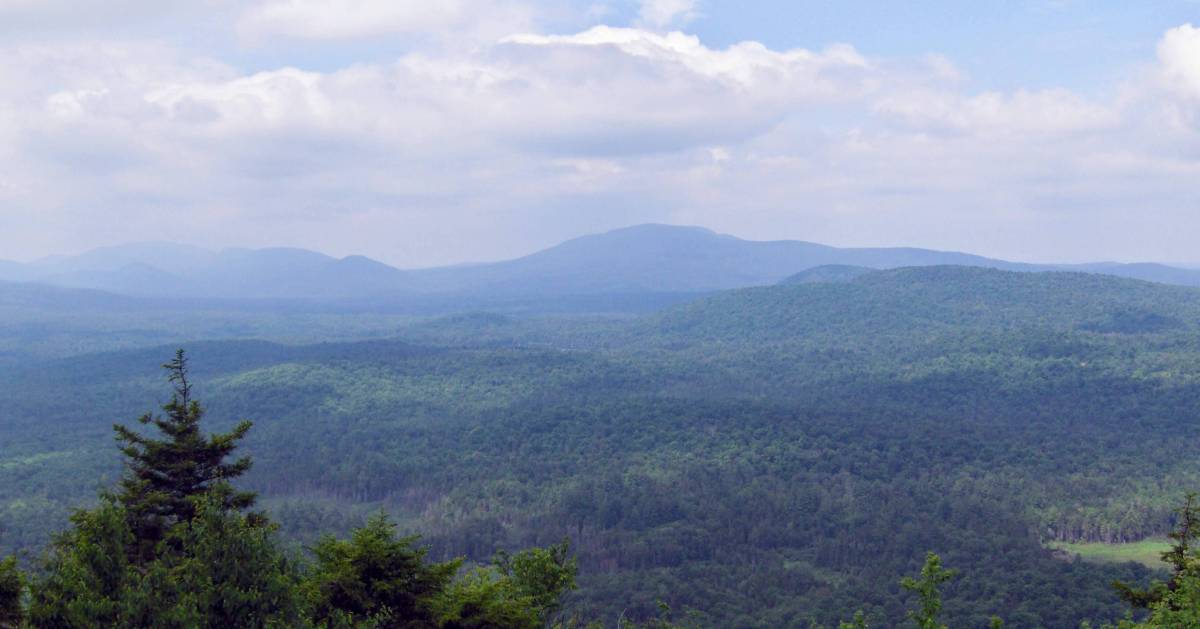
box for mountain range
[3,224,1199,304]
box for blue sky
[207,1,1200,92]
[0,1,1198,266]
[214,2,1198,93]
[691,1,1191,92]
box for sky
[0,1,1198,268]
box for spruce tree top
[114,349,257,560]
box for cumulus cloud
[1,9,1199,266]
[1157,23,1200,99]
[504,26,868,86]
[61,26,876,160]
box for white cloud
[1,15,1200,266]
[922,53,964,82]
[636,0,699,29]
[1157,23,1200,99]
[504,26,868,87]
[875,87,1117,135]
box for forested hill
[652,265,1200,343]
[4,266,1200,626]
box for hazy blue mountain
[181,247,410,299]
[373,224,1200,295]
[27,241,220,276]
[0,279,141,310]
[777,264,875,285]
[0,260,27,281]
[1066,262,1200,287]
[3,244,412,300]
[5,224,1200,301]
[37,262,186,296]
[402,224,1035,296]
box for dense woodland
[5,266,1200,626]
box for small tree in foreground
[901,552,956,629]
[29,492,303,628]
[304,513,459,627]
[1113,493,1200,611]
[492,539,578,625]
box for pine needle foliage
[0,556,23,629]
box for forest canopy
[4,267,1200,626]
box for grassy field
[1047,539,1172,569]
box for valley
[4,261,1198,626]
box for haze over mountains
[3,224,1200,306]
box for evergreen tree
[31,351,299,628]
[0,556,23,629]
[900,552,955,629]
[304,513,459,628]
[113,349,257,562]
[492,540,578,625]
[29,493,303,629]
[127,489,305,629]
[437,541,580,629]
[29,499,138,627]
[1135,568,1200,628]
[435,568,543,629]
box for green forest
[5,267,1200,626]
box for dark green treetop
[304,512,460,628]
[28,491,303,629]
[0,556,23,629]
[492,539,578,624]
